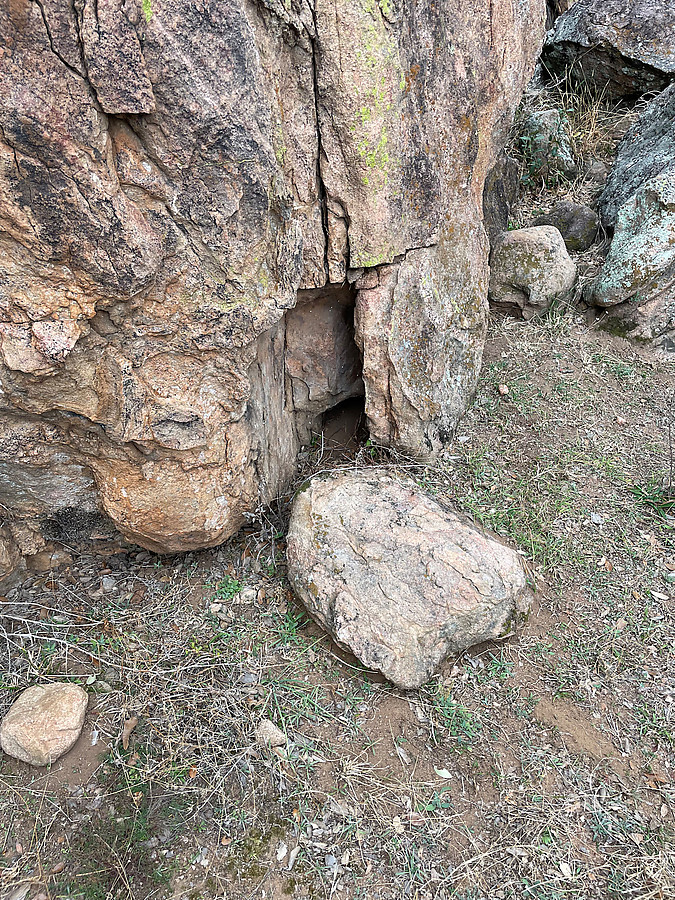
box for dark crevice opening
[284,282,367,456]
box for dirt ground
[1,87,675,900]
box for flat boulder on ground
[286,470,529,689]
[489,226,578,318]
[542,0,675,99]
[0,683,88,766]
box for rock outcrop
[589,175,675,354]
[286,469,529,689]
[489,226,578,318]
[0,0,544,553]
[0,683,88,766]
[542,0,675,99]
[588,86,675,354]
[599,85,675,229]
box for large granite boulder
[589,174,675,354]
[542,0,675,100]
[286,469,529,689]
[0,0,544,553]
[599,84,675,229]
[489,226,578,318]
[588,86,675,354]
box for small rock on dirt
[0,683,89,766]
[255,718,287,749]
[286,469,529,689]
[489,226,578,318]
[531,201,599,252]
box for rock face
[532,201,598,253]
[0,684,88,766]
[542,0,675,99]
[599,85,675,229]
[589,86,675,354]
[0,525,23,588]
[589,175,675,353]
[0,0,544,553]
[483,155,521,248]
[489,226,578,318]
[286,469,529,689]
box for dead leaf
[122,715,138,750]
[395,745,411,765]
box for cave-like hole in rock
[285,283,366,456]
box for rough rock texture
[489,226,578,318]
[286,469,529,689]
[532,201,599,252]
[589,174,675,354]
[599,85,675,229]
[0,0,544,553]
[542,0,675,99]
[546,0,569,31]
[520,109,576,182]
[0,525,23,588]
[483,155,521,248]
[0,684,88,766]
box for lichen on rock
[0,0,545,552]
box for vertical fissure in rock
[284,282,366,448]
[308,7,331,283]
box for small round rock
[0,683,89,766]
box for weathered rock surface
[0,684,88,766]
[546,0,569,31]
[489,226,578,318]
[532,201,599,252]
[483,155,521,248]
[599,85,675,229]
[542,0,675,99]
[0,0,544,552]
[588,174,675,354]
[0,525,23,588]
[286,469,529,689]
[520,109,576,183]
